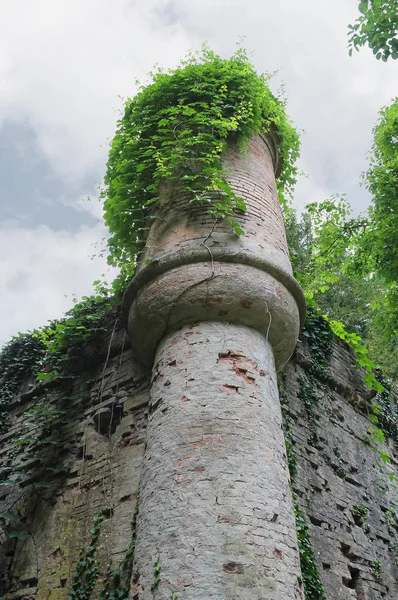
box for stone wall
[0,320,397,599]
[0,326,149,599]
[284,336,398,600]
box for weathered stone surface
[133,322,303,599]
[285,337,398,599]
[1,130,397,600]
[0,324,397,599]
[127,132,305,599]
[126,133,305,368]
[0,338,149,599]
[129,261,301,370]
[136,134,288,275]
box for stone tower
[126,132,306,599]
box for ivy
[67,512,105,600]
[98,491,140,600]
[293,497,327,600]
[0,287,118,597]
[0,44,396,600]
[373,372,398,443]
[297,308,333,443]
[0,333,46,432]
[351,503,369,529]
[385,505,398,566]
[298,372,320,444]
[151,555,161,593]
[301,307,332,380]
[280,375,326,600]
[326,318,383,393]
[35,287,116,378]
[99,538,135,600]
[363,370,398,484]
[102,45,300,287]
[351,502,369,520]
[0,284,116,406]
[284,426,298,481]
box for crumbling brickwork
[126,132,305,598]
[0,323,397,599]
[0,133,396,599]
[0,329,149,599]
[284,337,398,600]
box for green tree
[348,0,398,60]
[285,195,398,380]
[362,99,398,285]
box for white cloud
[0,0,193,184]
[0,220,115,344]
[1,0,395,204]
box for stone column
[126,134,306,599]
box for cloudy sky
[0,0,396,344]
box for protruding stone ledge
[128,261,302,371]
[123,238,305,325]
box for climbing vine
[98,491,140,600]
[297,308,333,442]
[99,532,136,600]
[279,374,326,600]
[293,497,327,600]
[300,308,333,380]
[102,45,300,287]
[67,512,105,600]
[0,287,117,484]
[373,371,398,444]
[35,287,116,379]
[66,493,140,600]
[0,286,119,597]
[385,505,398,565]
[0,333,46,433]
[299,309,397,479]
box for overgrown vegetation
[369,559,384,583]
[372,372,398,444]
[283,97,398,430]
[0,334,45,432]
[67,504,139,600]
[279,375,326,600]
[294,498,327,600]
[2,47,396,428]
[0,287,118,597]
[345,3,398,393]
[352,503,369,528]
[98,495,139,600]
[385,505,398,565]
[68,513,105,600]
[0,284,116,413]
[102,45,300,289]
[1,43,398,598]
[283,90,398,493]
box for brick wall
[0,322,397,599]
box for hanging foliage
[102,45,300,283]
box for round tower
[126,132,306,599]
